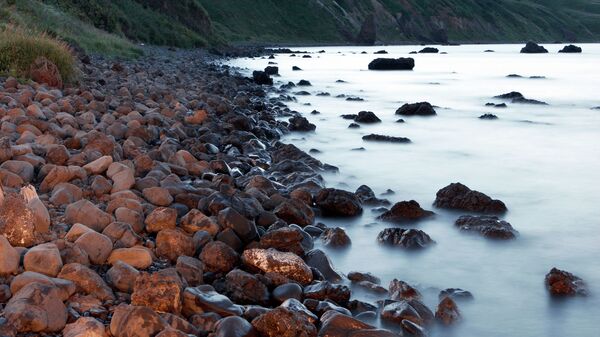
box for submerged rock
[454,215,518,239]
[362,134,411,143]
[377,228,435,249]
[368,58,415,70]
[434,182,507,213]
[545,268,588,296]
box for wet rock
[419,47,439,53]
[183,285,243,317]
[354,111,381,123]
[131,270,184,314]
[305,249,342,282]
[218,207,258,242]
[274,200,315,227]
[545,267,588,296]
[200,241,239,274]
[315,188,362,217]
[259,226,306,256]
[520,42,548,53]
[0,235,20,275]
[273,283,303,303]
[106,260,139,293]
[288,116,316,132]
[304,281,351,306]
[23,242,63,277]
[454,215,518,239]
[297,80,311,86]
[368,58,414,70]
[435,297,460,325]
[396,102,436,116]
[377,200,434,223]
[319,311,397,337]
[214,316,257,337]
[439,288,474,301]
[362,134,411,143]
[62,317,107,337]
[264,66,279,75]
[253,71,273,85]
[5,282,67,333]
[222,269,269,305]
[110,304,167,337]
[559,44,582,53]
[348,271,380,285]
[377,228,435,249]
[321,227,351,247]
[434,183,507,213]
[252,306,317,337]
[156,228,195,262]
[389,279,421,301]
[381,299,434,328]
[242,248,313,285]
[479,113,498,120]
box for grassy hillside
[1,0,600,59]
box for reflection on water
[229,44,600,337]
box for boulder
[83,156,113,175]
[419,47,439,53]
[57,263,115,301]
[131,270,184,314]
[389,279,421,301]
[65,200,112,232]
[143,187,173,206]
[273,283,303,303]
[62,317,108,337]
[108,247,153,269]
[110,304,167,337]
[319,311,397,337]
[303,281,351,306]
[156,229,195,262]
[368,58,415,70]
[5,283,67,332]
[377,200,434,223]
[145,207,178,233]
[559,44,582,53]
[253,71,272,85]
[181,209,220,236]
[74,231,113,264]
[106,260,139,293]
[0,191,36,247]
[454,215,518,239]
[0,235,20,275]
[520,42,548,53]
[304,249,342,282]
[273,200,315,227]
[28,56,63,88]
[434,183,507,213]
[545,267,587,296]
[217,207,258,242]
[381,299,434,329]
[222,269,269,305]
[435,297,460,325]
[242,248,313,285]
[252,306,317,337]
[23,243,63,277]
[259,227,306,256]
[200,241,239,274]
[377,228,435,249]
[176,256,204,286]
[354,111,381,123]
[288,116,316,132]
[214,316,257,337]
[183,285,243,317]
[321,227,351,247]
[395,102,436,116]
[315,188,362,217]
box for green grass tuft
[0,27,76,82]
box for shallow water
[228,44,600,337]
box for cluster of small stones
[0,47,587,337]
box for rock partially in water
[435,297,460,325]
[305,249,342,283]
[362,134,411,143]
[434,182,507,213]
[439,288,474,301]
[354,111,381,123]
[381,299,434,330]
[368,58,415,70]
[264,66,279,75]
[455,215,518,239]
[377,200,434,223]
[419,47,439,53]
[374,50,388,54]
[183,285,243,317]
[520,42,548,54]
[479,113,498,120]
[389,279,422,301]
[348,271,381,284]
[297,79,312,86]
[315,188,362,217]
[252,306,317,337]
[321,227,351,247]
[252,71,272,85]
[319,311,397,337]
[395,102,436,116]
[559,44,582,53]
[377,228,435,249]
[304,281,351,306]
[545,267,588,296]
[288,116,316,131]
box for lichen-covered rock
[0,235,20,275]
[131,269,184,314]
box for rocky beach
[0,42,596,337]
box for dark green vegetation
[2,0,600,57]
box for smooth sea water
[228,44,600,337]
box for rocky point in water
[434,183,507,213]
[368,58,415,70]
[396,102,437,116]
[520,42,548,53]
[558,44,582,53]
[545,268,588,296]
[454,215,518,239]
